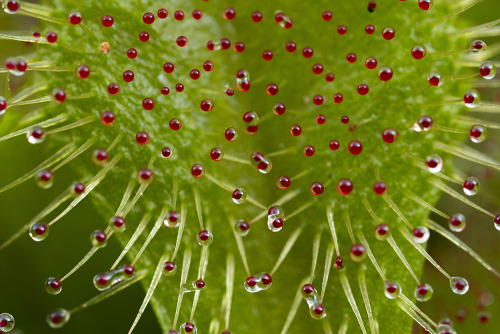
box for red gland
[368,1,377,12]
[333,93,344,104]
[127,48,137,59]
[143,12,155,24]
[139,31,149,42]
[68,11,83,25]
[108,83,119,95]
[310,182,324,196]
[190,69,201,80]
[163,62,175,73]
[161,87,170,95]
[174,10,184,21]
[101,111,115,126]
[123,70,134,82]
[329,140,340,151]
[365,24,375,34]
[158,9,168,19]
[290,124,302,136]
[322,11,332,21]
[223,7,236,20]
[72,182,85,194]
[263,50,274,61]
[378,66,394,81]
[325,73,335,82]
[382,128,399,143]
[261,273,272,285]
[266,83,279,96]
[101,15,114,27]
[303,284,315,294]
[195,279,205,289]
[337,25,347,35]
[341,116,349,124]
[346,53,357,63]
[169,118,182,130]
[76,64,90,79]
[112,216,126,229]
[286,41,297,52]
[191,164,205,178]
[303,145,315,157]
[175,83,184,92]
[382,27,395,40]
[312,63,324,74]
[46,31,57,43]
[273,103,286,115]
[192,9,203,20]
[53,89,66,103]
[198,230,210,241]
[365,57,377,69]
[335,256,344,269]
[234,42,245,52]
[337,178,353,195]
[176,36,187,47]
[302,47,314,58]
[142,98,155,110]
[225,128,238,142]
[251,11,263,23]
[161,147,172,158]
[357,84,369,95]
[373,181,387,195]
[200,99,214,112]
[246,276,257,287]
[316,114,326,125]
[313,95,324,106]
[277,176,291,190]
[348,140,363,155]
[136,131,149,145]
[203,60,214,72]
[210,147,223,161]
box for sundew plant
[0,0,499,333]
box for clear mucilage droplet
[47,308,70,329]
[449,213,466,233]
[44,277,62,295]
[301,284,327,320]
[29,222,49,241]
[450,276,469,295]
[384,281,402,299]
[0,313,15,332]
[93,265,135,291]
[414,283,434,302]
[267,205,285,232]
[244,273,272,293]
[27,126,46,144]
[231,188,247,204]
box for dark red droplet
[337,178,353,195]
[101,15,114,27]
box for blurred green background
[0,1,499,333]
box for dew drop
[449,214,466,232]
[93,265,135,291]
[310,182,324,196]
[163,261,177,276]
[44,277,62,295]
[450,276,469,295]
[290,124,302,136]
[35,169,53,189]
[384,281,402,299]
[413,226,430,243]
[191,164,205,178]
[232,188,247,204]
[414,283,434,302]
[426,154,443,173]
[0,313,14,332]
[470,124,487,143]
[463,177,480,196]
[273,102,286,116]
[378,66,393,81]
[47,308,70,329]
[234,219,250,236]
[29,222,49,242]
[197,230,213,246]
[365,57,377,69]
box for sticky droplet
[27,126,45,144]
[450,276,469,295]
[197,230,213,246]
[244,273,272,293]
[384,281,402,299]
[412,226,430,243]
[35,169,53,189]
[47,308,70,329]
[414,283,434,302]
[163,261,177,277]
[29,222,49,241]
[234,219,250,236]
[232,188,247,204]
[0,313,15,332]
[463,177,480,196]
[426,154,443,173]
[44,277,62,295]
[93,265,135,291]
[449,214,466,232]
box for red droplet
[76,64,90,79]
[157,9,168,19]
[382,128,399,143]
[169,118,182,130]
[234,42,245,53]
[68,11,83,25]
[329,140,340,151]
[164,62,175,73]
[263,50,274,61]
[333,93,344,103]
[174,10,184,21]
[136,131,149,145]
[123,70,134,82]
[337,178,353,195]
[348,140,363,155]
[346,53,357,63]
[175,83,184,92]
[108,83,119,95]
[286,41,297,52]
[127,48,137,59]
[176,36,187,47]
[316,114,326,124]
[290,124,302,136]
[192,9,203,20]
[322,11,332,21]
[46,31,58,43]
[161,87,170,95]
[101,111,115,125]
[365,57,377,69]
[302,47,314,58]
[373,181,387,195]
[190,69,200,80]
[325,73,335,82]
[143,12,155,24]
[223,7,236,20]
[310,182,324,196]
[266,83,279,96]
[251,11,263,23]
[365,24,375,34]
[337,25,347,35]
[313,63,324,74]
[357,83,369,95]
[142,98,155,110]
[303,145,315,157]
[101,15,114,27]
